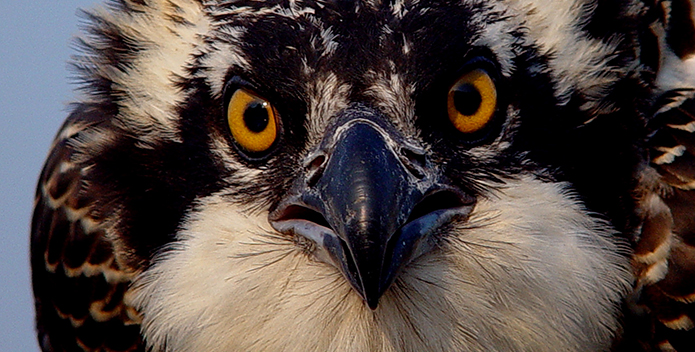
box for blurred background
[1,2,99,351]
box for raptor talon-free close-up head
[31,0,695,351]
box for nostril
[308,154,326,171]
[406,190,472,224]
[305,154,327,187]
[400,147,426,179]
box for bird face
[118,1,638,350]
[36,0,664,351]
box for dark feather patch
[666,188,695,244]
[634,204,673,259]
[658,241,695,302]
[639,69,695,351]
[666,0,695,58]
[650,92,695,206]
[31,108,145,352]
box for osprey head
[33,0,695,351]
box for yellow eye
[447,69,497,134]
[227,88,278,153]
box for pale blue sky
[1,2,99,351]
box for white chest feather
[130,176,632,352]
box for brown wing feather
[627,1,695,350]
[635,90,695,351]
[31,112,144,352]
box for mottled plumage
[32,0,695,351]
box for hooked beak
[269,106,474,309]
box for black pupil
[243,101,270,133]
[453,84,482,116]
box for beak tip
[366,295,380,310]
[362,278,385,310]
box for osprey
[31,0,695,350]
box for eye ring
[226,88,279,154]
[447,69,497,134]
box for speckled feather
[32,106,143,351]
